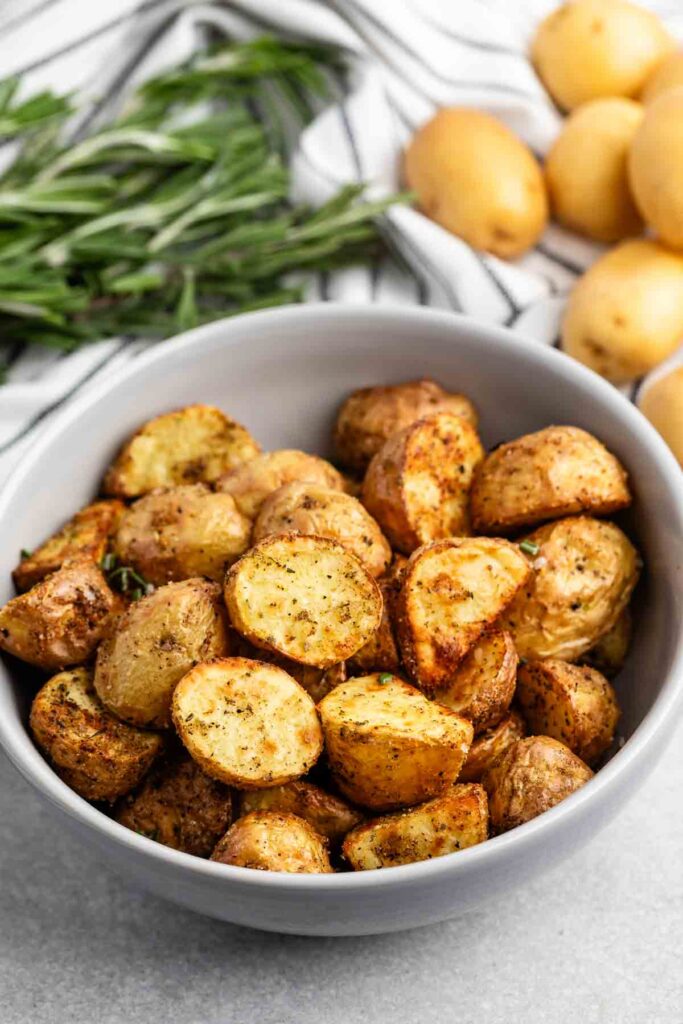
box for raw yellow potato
[216,449,345,520]
[639,366,683,466]
[502,517,640,662]
[641,50,683,103]
[562,240,683,383]
[94,578,229,728]
[404,108,547,259]
[115,754,232,856]
[238,780,363,844]
[347,557,406,676]
[471,425,631,534]
[396,538,531,692]
[545,98,644,242]
[104,404,260,498]
[483,735,593,834]
[362,412,485,554]
[342,784,488,870]
[432,628,518,734]
[0,558,117,671]
[29,668,163,802]
[254,482,391,578]
[210,811,332,873]
[114,484,251,585]
[517,659,619,765]
[224,534,382,669]
[629,88,683,249]
[459,709,527,783]
[173,658,323,788]
[531,0,674,111]
[580,607,632,676]
[333,379,478,474]
[318,674,473,811]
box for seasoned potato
[333,379,478,474]
[229,631,346,704]
[342,783,488,870]
[225,534,382,669]
[517,659,619,765]
[216,449,345,520]
[13,500,124,593]
[238,780,363,844]
[318,674,473,811]
[104,404,260,498]
[254,482,391,578]
[471,426,631,534]
[639,366,683,467]
[173,658,323,788]
[432,629,518,734]
[502,517,640,661]
[0,558,117,670]
[347,557,406,676]
[115,753,232,856]
[211,811,332,873]
[483,735,593,834]
[459,709,527,783]
[114,484,251,585]
[94,578,229,728]
[580,607,632,677]
[641,49,683,104]
[30,668,163,802]
[396,538,531,691]
[628,88,683,250]
[362,412,485,554]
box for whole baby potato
[638,366,683,466]
[641,50,683,104]
[628,88,683,250]
[404,108,547,259]
[216,449,346,520]
[211,811,332,873]
[459,709,527,784]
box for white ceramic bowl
[1,305,682,936]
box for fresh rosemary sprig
[100,552,154,602]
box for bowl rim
[1,301,682,892]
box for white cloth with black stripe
[1,0,682,484]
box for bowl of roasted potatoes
[0,304,681,935]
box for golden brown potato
[502,517,640,661]
[432,629,518,734]
[115,753,232,856]
[396,538,531,692]
[641,49,683,104]
[580,607,632,677]
[94,578,229,728]
[0,558,117,671]
[362,412,485,554]
[12,500,124,593]
[30,668,163,802]
[114,484,251,586]
[224,534,382,670]
[483,735,593,834]
[210,811,332,873]
[333,379,478,474]
[229,631,347,704]
[639,366,683,467]
[459,709,527,783]
[471,426,631,534]
[318,674,473,811]
[347,558,406,676]
[173,658,323,788]
[216,449,345,520]
[253,482,391,578]
[629,88,683,250]
[516,659,620,765]
[342,783,488,870]
[238,780,363,844]
[104,404,260,498]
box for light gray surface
[1,718,681,1024]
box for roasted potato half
[459,708,527,783]
[211,811,332,873]
[104,404,260,498]
[342,783,488,870]
[580,607,632,677]
[173,658,323,788]
[238,780,363,844]
[347,557,406,676]
[318,674,473,811]
[471,426,631,534]
[362,412,485,553]
[30,668,163,802]
[216,449,345,520]
[229,631,346,704]
[433,628,518,733]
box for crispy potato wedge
[318,674,473,811]
[342,783,488,869]
[30,668,163,802]
[94,578,229,728]
[104,404,260,498]
[459,708,527,783]
[334,379,478,473]
[580,607,632,677]
[216,449,345,520]
[173,658,323,788]
[210,810,332,873]
[347,558,406,676]
[432,628,518,733]
[114,484,251,585]
[471,426,631,534]
[362,412,485,553]
[238,780,363,844]
[224,534,382,669]
[396,538,531,691]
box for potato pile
[0,387,641,873]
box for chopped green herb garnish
[100,552,153,599]
[19,548,31,559]
[519,540,540,557]
[378,673,393,684]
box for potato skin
[483,735,593,834]
[471,425,631,534]
[343,783,487,870]
[459,709,527,783]
[333,379,477,474]
[238,780,363,844]
[210,811,333,873]
[641,50,683,104]
[347,557,406,676]
[216,449,345,520]
[580,607,632,677]
[229,631,346,704]
[629,88,683,250]
[639,366,683,468]
[432,629,518,734]
[30,668,163,802]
